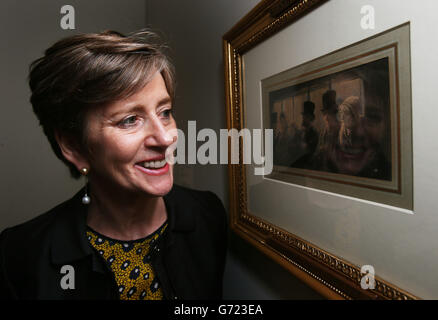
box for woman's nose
[145,117,175,147]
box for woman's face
[83,72,177,197]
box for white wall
[0,0,146,230]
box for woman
[0,30,227,300]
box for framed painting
[262,23,412,210]
[223,0,418,300]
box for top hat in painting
[302,101,315,116]
[322,90,338,115]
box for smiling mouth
[135,157,170,176]
[138,159,167,169]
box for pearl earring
[80,167,90,205]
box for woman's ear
[54,130,90,172]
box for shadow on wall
[223,231,324,300]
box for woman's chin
[148,186,173,197]
[141,178,174,197]
[132,164,174,196]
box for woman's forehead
[97,73,171,117]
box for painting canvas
[270,58,391,180]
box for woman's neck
[85,183,168,241]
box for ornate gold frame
[222,0,417,300]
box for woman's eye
[118,116,139,128]
[161,109,172,119]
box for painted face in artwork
[327,95,387,176]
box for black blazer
[0,184,228,300]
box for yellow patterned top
[86,222,168,300]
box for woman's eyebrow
[107,105,145,118]
[107,96,172,118]
[155,96,172,107]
